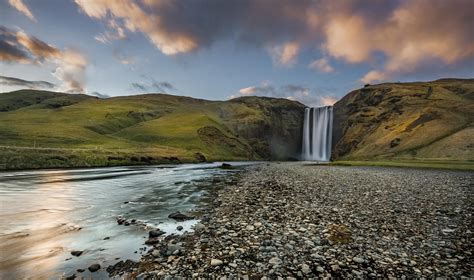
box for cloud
[129,79,175,93]
[75,0,198,55]
[230,81,338,107]
[113,49,135,65]
[0,75,56,89]
[0,26,88,93]
[361,70,388,84]
[308,58,334,73]
[52,49,87,94]
[268,42,300,67]
[320,96,338,106]
[8,0,36,21]
[89,91,109,99]
[238,86,257,95]
[75,0,474,83]
[151,81,174,92]
[95,19,127,44]
[130,82,147,91]
[0,26,30,62]
[322,0,474,83]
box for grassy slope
[0,90,304,170]
[332,79,474,162]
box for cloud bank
[75,0,474,83]
[0,26,87,93]
[0,75,55,89]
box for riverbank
[2,145,473,172]
[130,163,473,278]
[0,146,257,171]
[332,159,474,171]
[0,163,249,279]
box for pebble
[128,163,472,278]
[211,259,223,266]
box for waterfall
[301,106,333,161]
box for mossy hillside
[332,79,474,161]
[0,90,304,169]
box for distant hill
[0,90,304,169]
[332,78,474,161]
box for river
[0,162,254,279]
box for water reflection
[0,162,253,279]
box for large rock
[168,211,194,221]
[88,264,101,272]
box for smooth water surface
[0,162,254,279]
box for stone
[269,257,282,266]
[168,211,194,221]
[301,263,311,274]
[177,226,184,231]
[211,259,223,266]
[71,250,83,257]
[353,257,365,264]
[149,230,165,238]
[88,264,101,272]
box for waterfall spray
[301,106,333,161]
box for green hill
[332,78,474,161]
[0,90,304,169]
[2,78,473,170]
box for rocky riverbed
[130,163,473,278]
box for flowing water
[301,106,333,161]
[0,162,254,279]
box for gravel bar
[132,163,473,279]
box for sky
[0,0,473,106]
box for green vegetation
[332,159,474,171]
[0,90,304,170]
[332,78,474,162]
[1,78,472,170]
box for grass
[332,79,474,161]
[331,159,474,171]
[0,90,304,170]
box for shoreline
[128,162,472,278]
[1,157,473,172]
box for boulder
[168,211,194,221]
[88,264,101,272]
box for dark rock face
[223,97,305,160]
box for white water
[301,106,333,161]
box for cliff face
[223,96,305,160]
[332,79,474,160]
